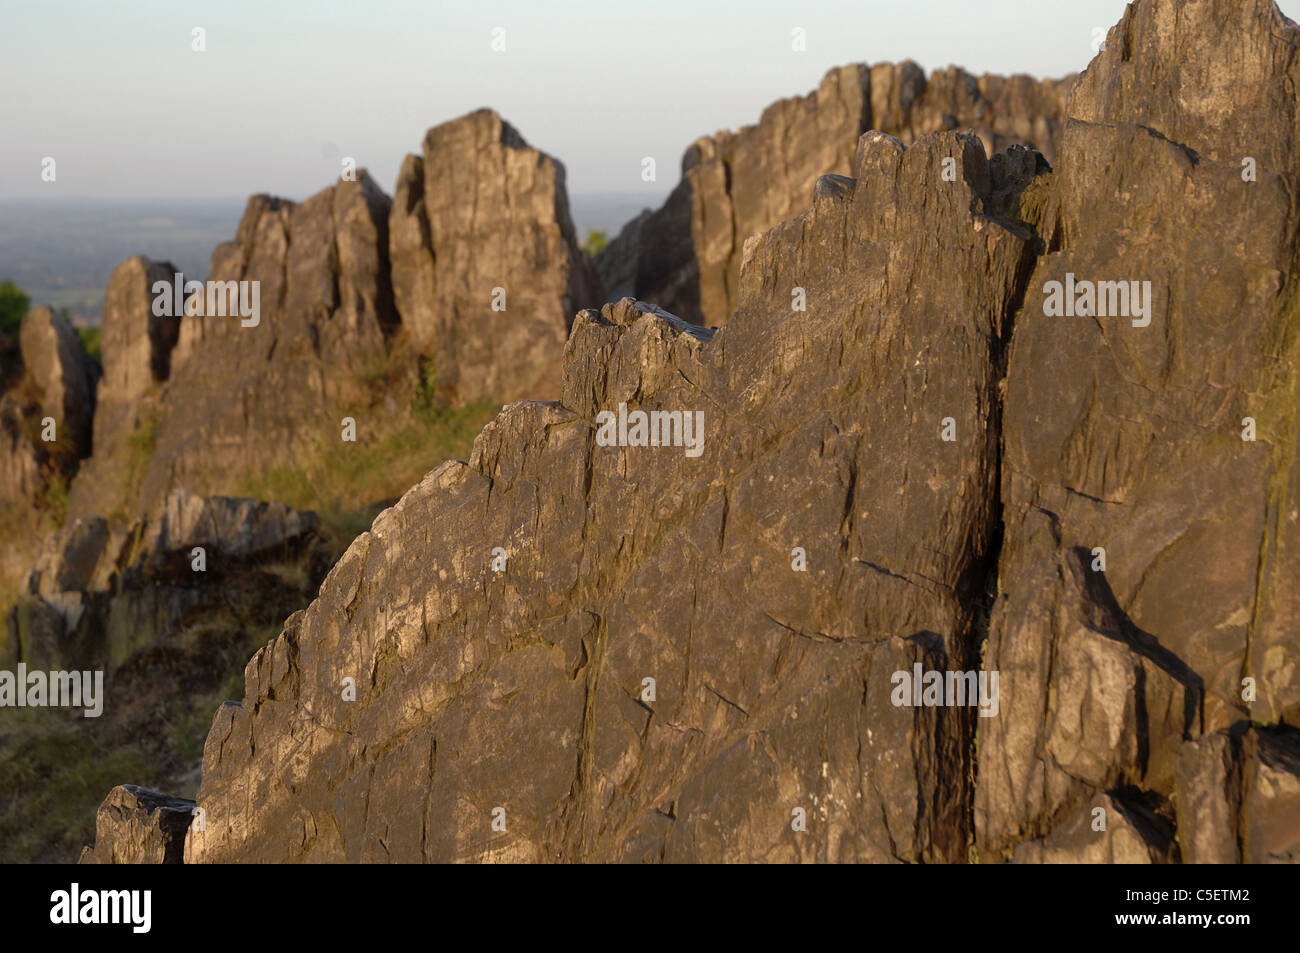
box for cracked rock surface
[86,0,1300,864]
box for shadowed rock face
[144,174,396,512]
[389,109,604,406]
[975,0,1300,862]
[65,175,398,523]
[596,62,1074,327]
[12,488,323,675]
[96,256,179,443]
[18,306,96,457]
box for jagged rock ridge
[62,110,602,528]
[596,61,1075,326]
[83,0,1300,865]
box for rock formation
[96,256,179,441]
[17,306,96,457]
[0,306,97,505]
[389,109,603,405]
[65,111,601,528]
[184,120,1036,861]
[11,488,323,674]
[596,62,1074,327]
[78,785,195,865]
[74,0,1300,865]
[0,306,97,664]
[975,0,1300,863]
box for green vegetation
[126,409,160,461]
[37,472,69,522]
[238,347,495,549]
[581,229,608,257]
[0,708,155,863]
[0,280,29,337]
[76,325,101,362]
[165,628,271,762]
[238,398,495,543]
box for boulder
[78,785,196,865]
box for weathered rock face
[974,0,1300,861]
[0,306,97,506]
[65,112,599,527]
[186,123,1036,862]
[65,174,396,523]
[1174,725,1300,864]
[18,306,96,457]
[96,257,178,442]
[1011,792,1178,864]
[389,109,603,405]
[596,62,1073,326]
[78,784,195,865]
[0,307,97,635]
[84,0,1300,865]
[0,397,43,506]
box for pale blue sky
[3,0,1298,201]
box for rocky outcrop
[10,489,322,673]
[596,62,1074,326]
[66,111,601,527]
[18,306,96,456]
[0,307,97,643]
[0,398,43,506]
[975,0,1300,861]
[1174,725,1300,864]
[81,0,1300,865]
[0,306,97,505]
[186,120,1036,862]
[389,109,603,405]
[78,785,195,865]
[96,256,178,443]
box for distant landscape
[0,192,656,325]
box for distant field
[0,198,245,325]
[0,192,655,327]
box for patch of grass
[76,325,101,363]
[0,709,155,863]
[126,409,160,460]
[119,406,161,508]
[235,396,496,550]
[37,471,69,522]
[168,664,249,763]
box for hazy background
[4,0,1298,321]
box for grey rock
[79,784,196,865]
